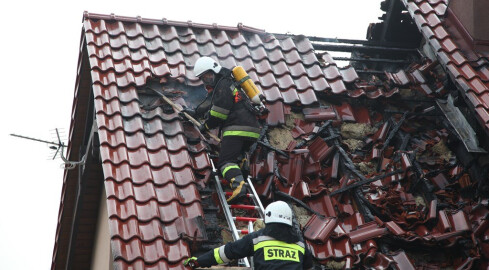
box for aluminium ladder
[210,159,265,268]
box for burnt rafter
[306,36,418,48]
[304,33,421,74]
[332,56,412,64]
[312,42,417,53]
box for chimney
[449,0,489,46]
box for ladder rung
[225,191,253,197]
[230,204,259,210]
[233,217,262,222]
[237,230,249,234]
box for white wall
[90,188,113,270]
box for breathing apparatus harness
[229,66,268,116]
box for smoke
[146,79,208,109]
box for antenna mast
[10,128,86,169]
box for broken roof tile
[308,138,335,163]
[334,103,355,122]
[303,215,337,243]
[308,195,337,218]
[352,106,371,124]
[265,101,285,126]
[306,238,355,265]
[387,70,411,86]
[347,222,388,244]
[303,107,336,122]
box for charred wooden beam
[305,36,418,48]
[356,70,386,75]
[257,141,289,158]
[312,43,417,53]
[333,56,411,64]
[329,169,404,196]
[381,112,408,153]
[295,120,332,149]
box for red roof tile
[303,215,337,243]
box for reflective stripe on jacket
[203,68,260,140]
[196,229,313,270]
[252,236,305,263]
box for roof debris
[249,57,489,268]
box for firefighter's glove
[179,108,196,119]
[260,106,269,114]
[198,123,210,140]
[199,123,209,134]
[184,257,199,269]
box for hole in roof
[138,78,208,111]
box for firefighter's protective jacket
[200,68,261,139]
[196,229,313,270]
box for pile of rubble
[246,61,489,268]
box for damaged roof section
[54,2,489,268]
[253,70,489,268]
[247,0,489,268]
[400,0,489,136]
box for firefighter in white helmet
[184,201,313,269]
[183,56,261,203]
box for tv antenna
[10,128,86,169]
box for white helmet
[264,201,293,226]
[193,56,222,77]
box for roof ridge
[83,11,266,35]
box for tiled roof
[83,12,400,128]
[96,87,209,268]
[400,0,489,134]
[54,6,489,269]
[81,11,372,268]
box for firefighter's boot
[227,176,247,204]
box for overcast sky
[0,1,382,269]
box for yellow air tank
[232,66,264,105]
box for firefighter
[183,56,261,203]
[183,201,313,269]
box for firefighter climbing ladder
[210,159,265,268]
[149,87,266,267]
